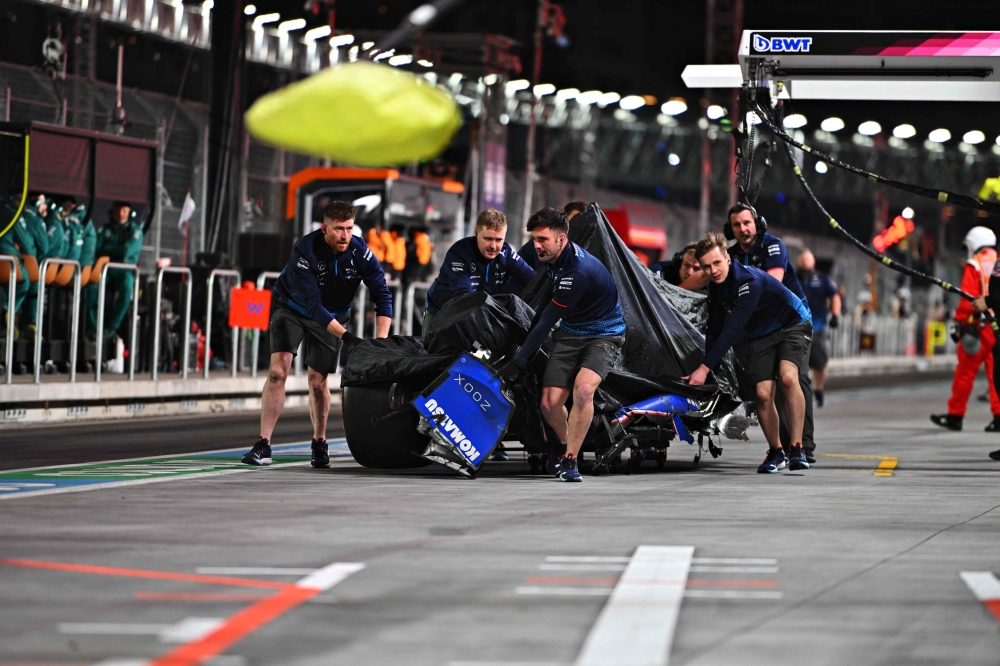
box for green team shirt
[96,219,143,264]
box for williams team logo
[753,34,813,53]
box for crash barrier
[1,254,17,384]
[95,263,141,382]
[828,314,921,359]
[353,278,404,338]
[204,269,242,379]
[251,271,282,379]
[34,259,82,384]
[403,281,432,336]
[151,267,193,381]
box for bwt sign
[753,35,813,53]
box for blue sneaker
[545,454,562,476]
[757,447,787,474]
[559,456,582,482]
[311,438,330,468]
[242,438,272,466]
[787,444,810,471]
[488,443,510,462]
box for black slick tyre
[342,383,430,469]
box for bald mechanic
[686,232,812,474]
[797,249,841,407]
[498,207,626,482]
[241,201,392,469]
[727,202,817,463]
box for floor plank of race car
[1,378,999,666]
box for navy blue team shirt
[426,236,536,315]
[798,269,838,332]
[729,232,809,308]
[274,230,393,328]
[549,241,626,336]
[703,261,810,371]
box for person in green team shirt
[87,202,143,341]
[1,205,30,332]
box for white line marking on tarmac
[960,571,1000,601]
[59,617,225,643]
[574,545,694,666]
[297,562,365,591]
[195,567,317,576]
[545,556,631,563]
[691,558,777,565]
[157,617,225,643]
[688,566,780,573]
[447,662,568,666]
[91,659,149,666]
[517,586,614,596]
[682,590,783,599]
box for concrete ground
[1,377,999,666]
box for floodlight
[820,117,845,132]
[928,128,951,142]
[858,121,881,135]
[706,105,726,120]
[964,130,985,144]
[661,98,687,115]
[668,153,680,166]
[783,114,807,129]
[534,83,556,97]
[815,161,828,173]
[892,124,916,139]
[577,90,603,105]
[619,95,646,110]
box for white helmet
[964,226,997,258]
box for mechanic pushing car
[241,201,393,469]
[727,202,818,463]
[650,242,709,293]
[424,208,536,332]
[498,207,626,482]
[685,232,812,474]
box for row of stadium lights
[780,114,994,147]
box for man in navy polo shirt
[424,208,536,329]
[241,201,393,469]
[727,202,817,462]
[498,207,626,482]
[797,249,841,409]
[686,232,812,474]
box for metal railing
[151,267,192,381]
[404,281,432,336]
[95,263,141,382]
[828,314,921,359]
[204,269,242,379]
[0,254,16,384]
[251,271,282,379]
[353,279,405,339]
[34,259,82,384]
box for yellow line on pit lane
[819,453,898,477]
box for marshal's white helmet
[964,226,997,258]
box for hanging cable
[754,102,1000,217]
[761,105,1000,333]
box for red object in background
[873,215,915,252]
[604,205,668,261]
[229,287,272,330]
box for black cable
[764,107,1000,333]
[754,103,1000,217]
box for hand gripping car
[340,204,755,477]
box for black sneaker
[488,443,509,462]
[757,447,787,474]
[241,438,272,466]
[804,448,817,464]
[986,418,1000,432]
[990,449,1000,461]
[311,438,330,468]
[930,414,963,431]
[559,455,582,482]
[787,444,810,471]
[815,389,825,408]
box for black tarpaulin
[424,292,535,357]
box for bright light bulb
[533,83,556,97]
[388,54,413,66]
[506,79,529,92]
[901,207,915,219]
[304,26,331,41]
[244,4,256,15]
[706,105,725,120]
[892,124,916,139]
[783,114,807,129]
[661,98,687,116]
[820,117,845,132]
[928,128,951,142]
[668,153,680,166]
[556,88,580,101]
[964,130,985,145]
[858,121,881,136]
[329,34,354,47]
[577,90,603,105]
[598,92,621,107]
[252,13,280,29]
[277,18,306,32]
[815,161,828,174]
[619,95,646,110]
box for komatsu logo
[423,398,481,462]
[753,34,812,53]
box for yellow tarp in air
[245,61,462,167]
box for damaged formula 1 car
[341,204,756,478]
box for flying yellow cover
[245,60,462,166]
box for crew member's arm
[121,226,143,265]
[761,239,788,283]
[497,304,562,379]
[827,275,842,327]
[686,278,762,386]
[283,245,339,335]
[359,245,394,339]
[679,271,710,291]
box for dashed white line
[195,567,317,576]
[960,571,1000,601]
[538,563,628,572]
[688,566,779,574]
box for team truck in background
[340,204,755,478]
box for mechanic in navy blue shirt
[424,208,535,327]
[685,232,812,474]
[242,201,393,469]
[517,201,587,272]
[498,207,626,482]
[726,202,818,461]
[797,249,841,408]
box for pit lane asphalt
[1,377,999,666]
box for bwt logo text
[753,35,812,53]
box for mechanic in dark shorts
[685,232,812,474]
[498,207,626,482]
[241,201,393,469]
[797,249,841,408]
